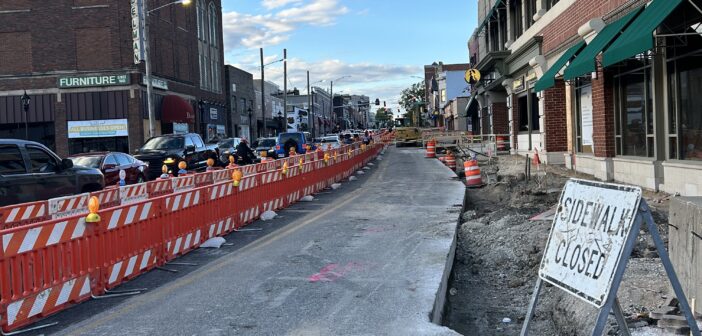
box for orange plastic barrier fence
[0,143,382,333]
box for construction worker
[235,138,256,165]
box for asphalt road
[37,146,465,336]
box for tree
[374,107,393,127]
[399,81,426,126]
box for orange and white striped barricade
[256,162,268,174]
[0,200,50,229]
[236,174,261,228]
[194,171,214,188]
[464,160,483,188]
[264,160,278,172]
[171,175,195,194]
[119,183,149,206]
[206,181,237,238]
[147,179,173,198]
[99,198,160,289]
[162,188,205,261]
[283,165,302,207]
[48,193,90,219]
[91,187,121,209]
[259,171,284,212]
[211,168,232,184]
[0,216,98,332]
[241,164,257,176]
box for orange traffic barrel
[446,153,456,171]
[496,136,508,151]
[425,140,436,158]
[464,160,482,187]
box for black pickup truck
[0,139,105,207]
[134,133,219,179]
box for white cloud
[261,0,302,10]
[223,0,348,50]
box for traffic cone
[445,151,456,171]
[532,148,541,169]
[425,139,436,158]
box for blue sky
[221,0,477,115]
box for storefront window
[668,52,702,161]
[0,123,55,151]
[68,137,129,155]
[517,92,540,132]
[614,58,654,157]
[574,78,593,153]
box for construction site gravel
[443,155,679,335]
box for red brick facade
[491,102,509,135]
[542,80,567,152]
[510,95,520,149]
[591,63,616,158]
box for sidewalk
[57,147,465,336]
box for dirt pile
[444,155,674,336]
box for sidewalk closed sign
[539,179,641,307]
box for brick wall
[492,102,509,135]
[540,0,646,54]
[591,63,616,158]
[542,79,567,152]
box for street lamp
[143,0,192,139]
[20,91,30,140]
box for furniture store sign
[68,119,129,138]
[539,179,641,307]
[59,74,130,89]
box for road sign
[539,179,641,307]
[522,179,700,336]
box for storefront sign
[131,0,145,64]
[58,74,130,89]
[539,179,641,307]
[143,77,169,90]
[580,86,594,147]
[68,119,129,138]
[173,123,188,134]
[513,77,525,91]
[526,71,537,82]
[464,69,481,84]
[209,108,218,120]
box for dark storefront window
[0,123,55,151]
[517,93,540,132]
[69,137,129,155]
[614,56,654,157]
[668,51,702,161]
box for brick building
[0,0,225,156]
[225,65,255,140]
[471,0,702,195]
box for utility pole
[330,81,334,131]
[306,71,312,136]
[260,48,266,138]
[143,0,156,138]
[283,48,287,123]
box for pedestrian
[235,138,256,165]
[362,131,371,145]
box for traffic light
[375,98,380,106]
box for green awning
[533,41,586,92]
[563,8,643,80]
[476,0,505,33]
[603,0,684,67]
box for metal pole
[143,0,156,138]
[330,81,334,131]
[307,71,312,136]
[283,48,287,122]
[24,105,28,140]
[260,48,266,138]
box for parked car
[69,152,148,186]
[216,138,242,164]
[316,136,342,149]
[0,139,105,207]
[275,132,314,157]
[252,137,277,159]
[134,133,219,179]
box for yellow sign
[513,78,524,90]
[464,69,481,84]
[526,71,537,82]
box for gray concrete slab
[55,147,465,336]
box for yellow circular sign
[465,69,481,84]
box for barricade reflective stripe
[92,188,121,209]
[0,201,49,229]
[119,184,149,206]
[48,193,89,219]
[171,175,195,193]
